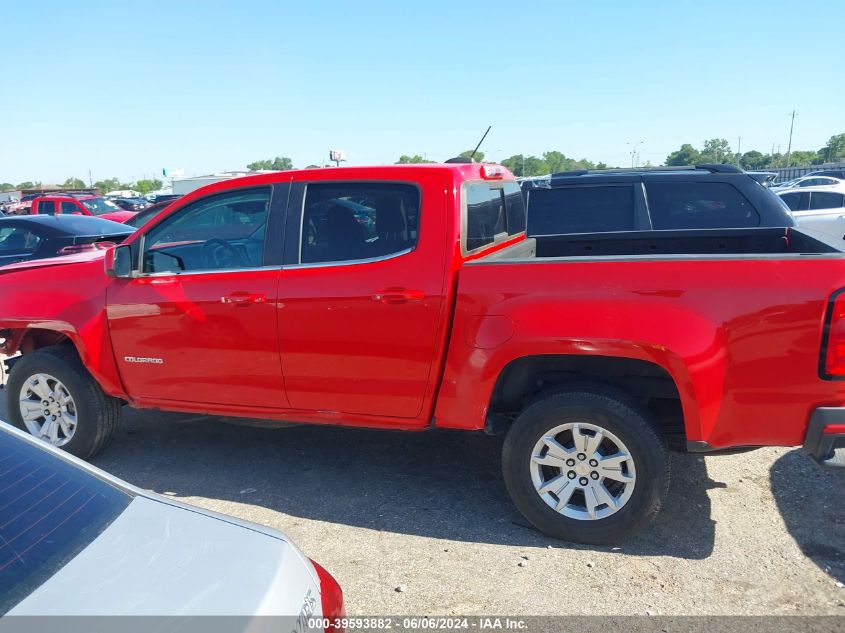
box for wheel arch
[487,353,699,449]
[1,321,126,398]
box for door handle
[372,288,425,304]
[221,291,266,307]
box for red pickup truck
[2,162,844,544]
[30,194,136,224]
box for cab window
[300,183,420,264]
[37,201,55,215]
[465,181,526,251]
[141,187,271,274]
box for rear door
[107,184,289,409]
[275,177,448,421]
[792,191,845,238]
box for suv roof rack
[550,164,743,178]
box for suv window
[142,187,271,274]
[646,181,759,229]
[526,185,636,236]
[809,192,845,211]
[60,201,77,214]
[464,182,527,251]
[301,182,420,264]
[37,200,55,215]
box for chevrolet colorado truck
[1,162,844,544]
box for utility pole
[628,141,643,168]
[88,169,93,188]
[737,136,742,167]
[785,110,797,168]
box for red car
[30,194,136,223]
[1,162,844,544]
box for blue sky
[1,0,843,184]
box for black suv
[522,164,794,240]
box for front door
[107,185,288,409]
[277,180,448,420]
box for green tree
[665,144,701,166]
[247,156,293,171]
[0,182,14,191]
[817,133,845,163]
[786,150,820,167]
[500,154,549,177]
[396,155,434,164]
[15,181,35,189]
[94,178,125,194]
[458,150,485,163]
[63,177,86,189]
[740,150,764,169]
[699,138,733,164]
[134,179,163,195]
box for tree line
[665,133,845,170]
[0,176,163,195]
[6,133,842,193]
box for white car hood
[8,496,320,616]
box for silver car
[0,421,344,621]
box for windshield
[0,427,132,614]
[80,197,121,216]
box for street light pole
[628,141,644,168]
[785,110,797,168]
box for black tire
[6,345,121,459]
[502,384,670,544]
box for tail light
[58,241,116,255]
[822,291,845,377]
[310,559,345,632]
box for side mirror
[105,244,133,278]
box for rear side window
[646,182,759,229]
[301,183,420,264]
[526,185,636,236]
[809,192,845,211]
[37,201,55,215]
[464,182,527,251]
[779,192,802,211]
[0,430,132,614]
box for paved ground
[1,387,843,615]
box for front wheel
[6,345,121,459]
[502,386,670,544]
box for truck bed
[524,227,841,259]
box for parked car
[772,175,843,191]
[6,193,42,216]
[124,197,182,229]
[0,422,344,618]
[0,215,134,267]
[112,197,149,212]
[520,165,794,253]
[777,185,845,238]
[146,193,181,204]
[1,162,845,545]
[803,169,845,180]
[30,194,136,224]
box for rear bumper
[803,408,845,468]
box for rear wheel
[502,385,670,544]
[6,345,121,459]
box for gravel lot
[1,387,843,616]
